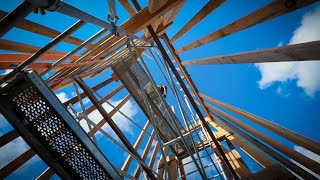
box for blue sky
[0,0,320,179]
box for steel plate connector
[25,0,63,11]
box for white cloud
[79,99,138,137]
[55,92,70,103]
[0,137,29,169]
[0,70,13,75]
[0,115,10,130]
[256,6,320,97]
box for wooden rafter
[176,0,318,54]
[0,53,92,62]
[119,0,136,16]
[170,0,225,43]
[0,39,64,54]
[121,121,151,172]
[0,10,91,48]
[148,0,168,14]
[182,41,320,66]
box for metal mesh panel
[0,72,120,179]
[12,86,108,179]
[112,56,193,154]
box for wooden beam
[229,135,276,168]
[75,77,156,179]
[163,0,185,26]
[0,149,35,179]
[118,0,136,16]
[168,158,178,179]
[182,41,320,66]
[0,39,64,54]
[176,0,318,54]
[204,101,320,175]
[0,61,101,70]
[63,77,114,105]
[134,130,155,178]
[0,130,19,148]
[49,0,182,86]
[170,0,224,43]
[199,92,320,156]
[0,53,91,62]
[37,167,55,180]
[0,10,91,48]
[50,71,100,91]
[210,113,318,179]
[220,145,251,177]
[121,121,151,172]
[148,141,159,169]
[209,117,276,168]
[87,94,132,137]
[243,164,295,179]
[148,0,168,14]
[81,85,125,116]
[178,159,186,180]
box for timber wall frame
[1,0,320,179]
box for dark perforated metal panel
[0,71,122,180]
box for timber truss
[0,0,319,179]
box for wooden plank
[0,130,19,148]
[121,121,151,172]
[163,0,185,26]
[220,146,251,177]
[81,85,125,115]
[87,94,132,137]
[229,135,276,168]
[199,92,320,156]
[170,0,225,43]
[0,39,64,54]
[118,0,136,16]
[63,78,114,105]
[0,10,90,48]
[210,113,317,179]
[0,61,101,70]
[242,164,295,179]
[0,53,91,62]
[0,149,35,179]
[148,141,159,169]
[204,101,320,175]
[182,41,320,66]
[148,0,168,14]
[133,130,155,178]
[176,0,318,54]
[178,159,186,180]
[168,158,178,179]
[37,167,55,180]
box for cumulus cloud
[79,99,138,137]
[55,92,70,103]
[256,6,320,97]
